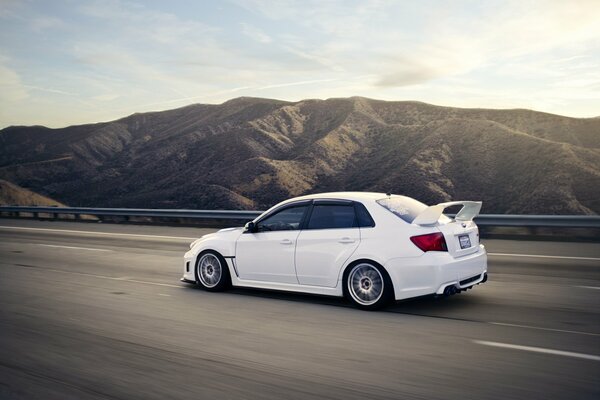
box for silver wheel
[197,253,222,288]
[347,263,384,306]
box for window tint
[355,202,375,227]
[257,205,308,231]
[307,204,357,229]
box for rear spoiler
[412,201,482,226]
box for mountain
[1,97,599,214]
[0,179,65,206]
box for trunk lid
[412,201,482,257]
[437,219,480,257]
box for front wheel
[344,262,393,310]
[195,251,230,291]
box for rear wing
[412,201,482,226]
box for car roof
[286,191,390,203]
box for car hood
[189,227,244,249]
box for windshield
[376,196,428,223]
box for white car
[182,192,487,310]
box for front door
[235,203,309,284]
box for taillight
[410,232,447,252]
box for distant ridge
[1,96,599,214]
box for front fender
[185,228,243,259]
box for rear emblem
[461,223,467,228]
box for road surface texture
[0,219,598,399]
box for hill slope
[0,97,598,214]
[0,179,65,206]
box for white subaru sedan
[182,192,487,310]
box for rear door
[295,200,360,287]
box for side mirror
[244,221,257,233]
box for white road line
[38,244,113,252]
[0,225,198,241]
[11,263,183,288]
[489,322,600,337]
[576,286,600,290]
[488,252,600,261]
[473,340,600,361]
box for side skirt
[224,258,344,297]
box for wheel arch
[339,257,396,299]
[194,248,233,291]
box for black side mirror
[245,221,257,233]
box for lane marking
[576,286,600,290]
[4,262,600,337]
[489,322,600,337]
[473,340,600,361]
[488,252,600,261]
[8,262,183,288]
[2,226,597,260]
[38,244,113,252]
[0,225,198,241]
[395,312,599,337]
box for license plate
[459,235,471,249]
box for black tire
[343,261,394,310]
[195,250,231,292]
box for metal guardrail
[0,206,262,221]
[0,206,599,228]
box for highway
[0,219,598,399]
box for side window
[256,205,308,232]
[307,204,357,230]
[355,202,376,227]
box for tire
[195,251,231,292]
[343,261,394,310]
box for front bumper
[182,253,196,283]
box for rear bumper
[386,244,487,300]
[436,271,487,295]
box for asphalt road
[0,219,598,399]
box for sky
[0,0,599,128]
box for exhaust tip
[443,285,457,296]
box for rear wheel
[195,251,230,291]
[344,262,393,310]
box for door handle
[280,239,293,245]
[339,237,355,244]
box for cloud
[79,0,215,44]
[374,60,445,87]
[0,57,27,102]
[241,23,272,43]
[256,78,338,90]
[30,16,65,31]
[24,85,74,96]
[1,0,599,127]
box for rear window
[376,196,427,223]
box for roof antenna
[386,191,392,197]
